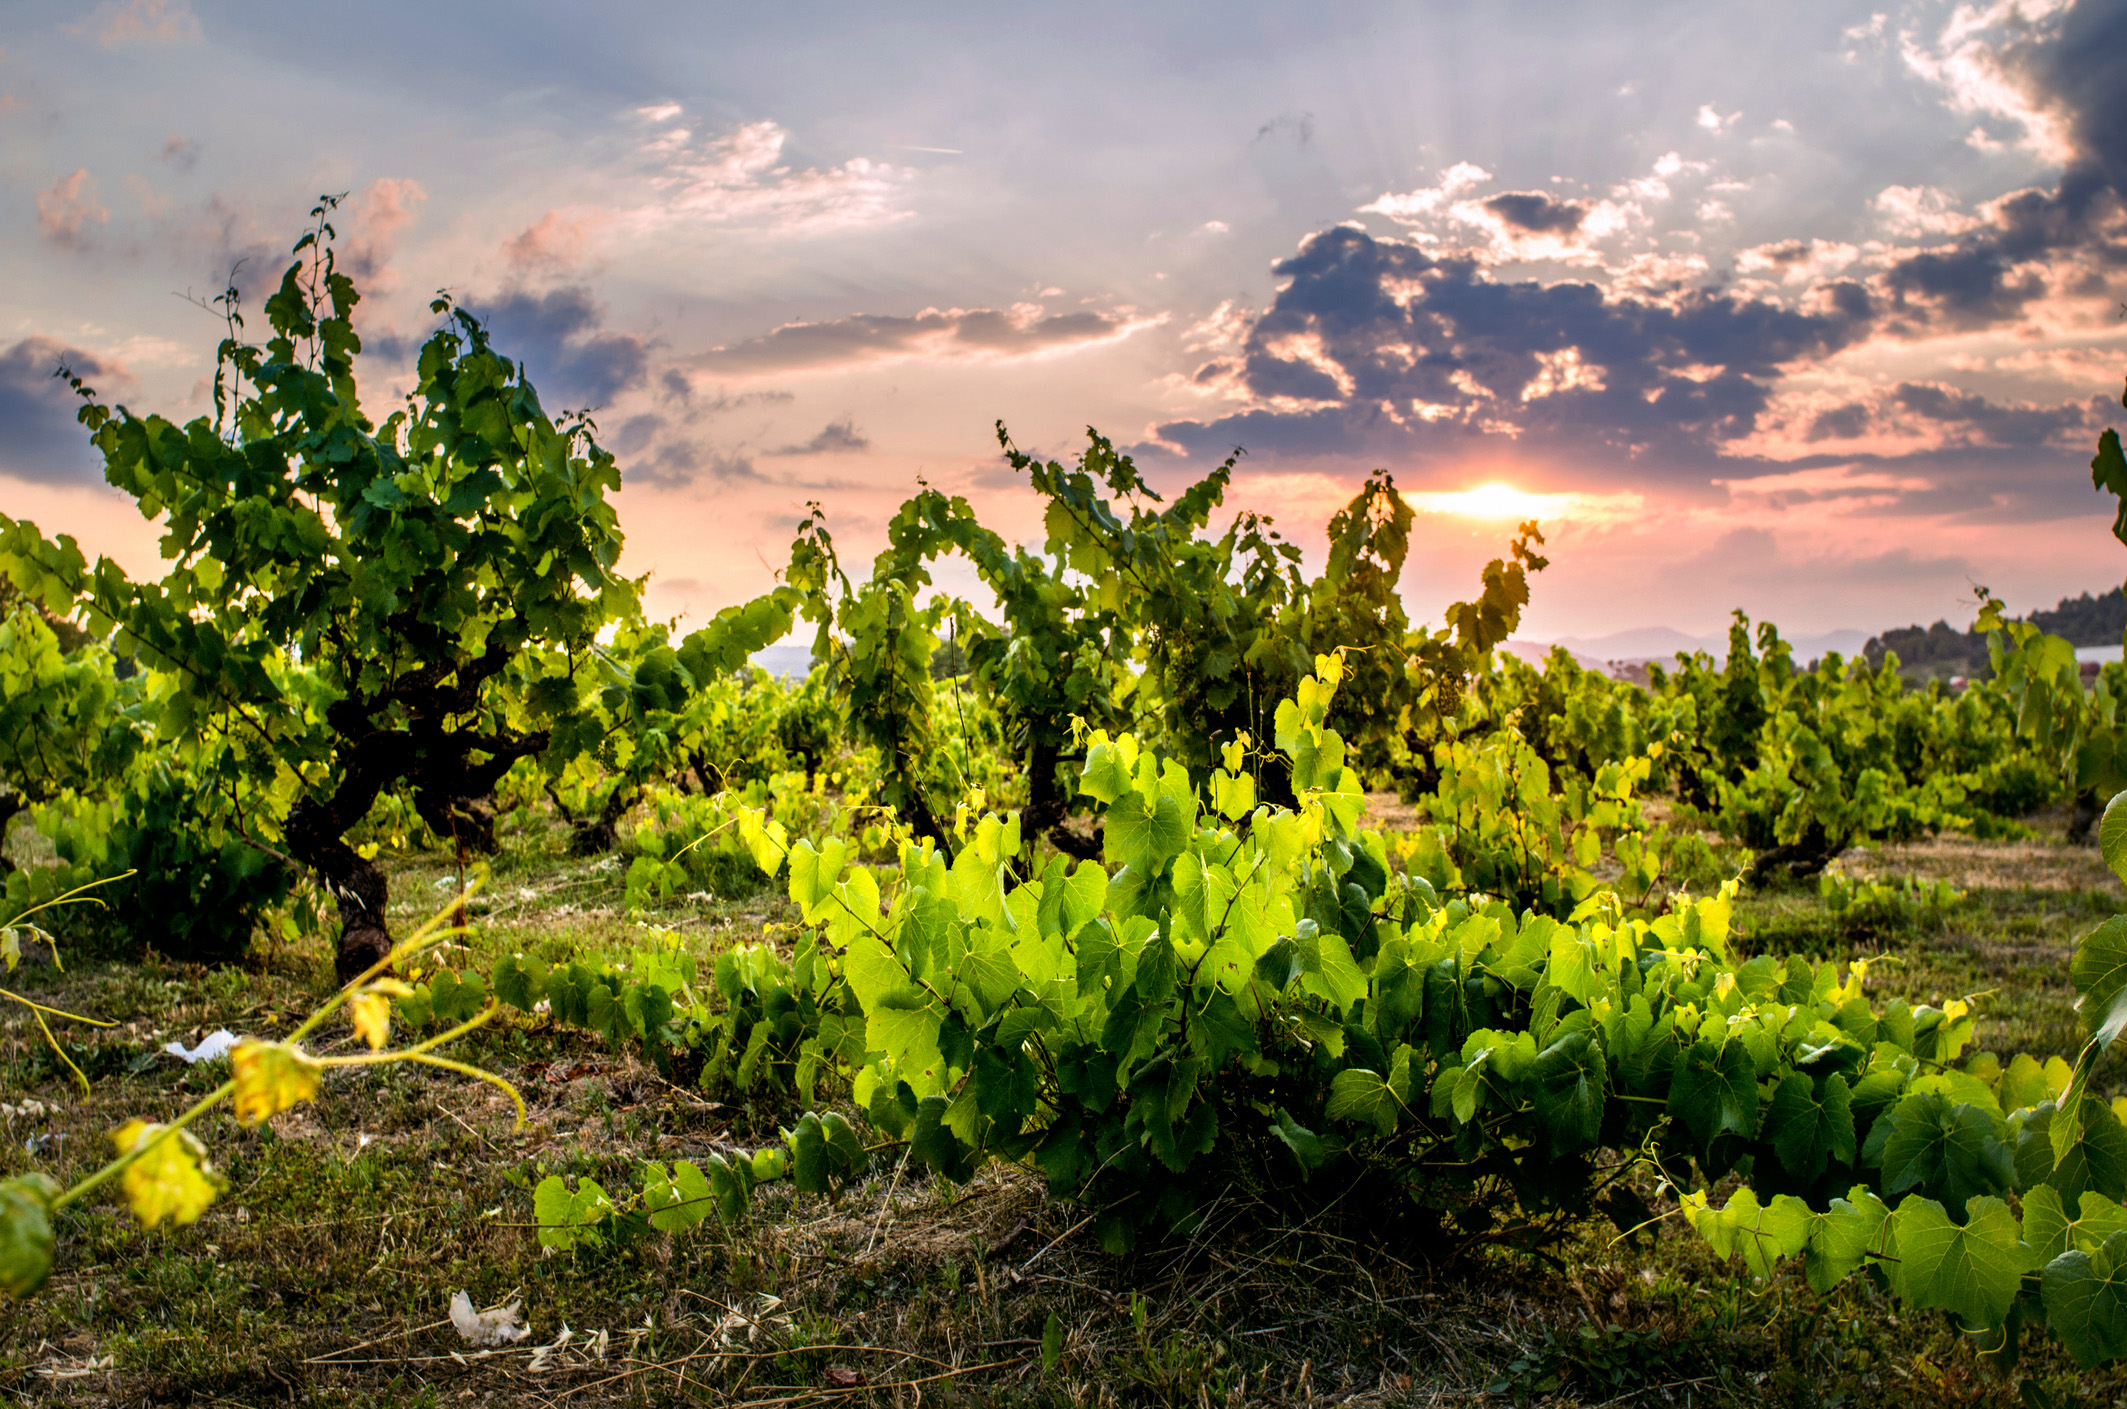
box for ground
[4,807,2127,1407]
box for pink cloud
[505,209,599,276]
[341,178,426,291]
[37,170,107,250]
[78,0,202,46]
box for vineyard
[7,221,2127,1407]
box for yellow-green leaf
[230,1040,323,1125]
[112,1120,221,1228]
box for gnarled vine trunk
[295,646,548,984]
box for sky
[2,0,2124,646]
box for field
[4,800,2124,1409]
[7,228,2127,1406]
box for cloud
[153,135,199,171]
[630,440,763,489]
[1892,380,2104,446]
[76,0,201,46]
[1875,0,2127,329]
[1736,238,1861,286]
[461,286,649,407]
[691,302,1161,378]
[1359,162,1493,222]
[1480,192,1588,236]
[0,339,131,486]
[341,178,426,289]
[1151,225,1875,469]
[1871,184,1977,237]
[505,210,597,275]
[37,170,107,250]
[767,419,870,455]
[626,110,913,237]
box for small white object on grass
[163,1030,238,1064]
[449,1292,529,1346]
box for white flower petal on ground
[162,1030,238,1064]
[449,1292,529,1346]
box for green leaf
[2100,790,2127,886]
[1269,1109,1327,1173]
[1765,1071,1855,1184]
[1532,1030,1606,1152]
[1079,740,1132,805]
[532,1174,613,1250]
[493,953,547,1012]
[2074,916,2127,1047]
[1041,1311,1064,1373]
[1103,789,1190,872]
[0,1174,60,1298]
[1325,1069,1400,1137]
[1681,1187,1810,1280]
[643,1160,713,1233]
[1804,1186,1890,1294]
[2044,1230,2127,1369]
[1878,1093,2014,1209]
[1891,1194,2033,1329]
[1667,1038,1758,1146]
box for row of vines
[6,207,2127,1388]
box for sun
[1408,481,1565,521]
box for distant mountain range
[747,589,2127,684]
[1536,626,1870,664]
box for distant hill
[1864,587,2127,683]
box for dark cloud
[0,338,128,485]
[1254,111,1314,146]
[461,286,649,408]
[1893,382,2103,447]
[154,135,199,171]
[767,418,870,455]
[628,438,761,490]
[1881,0,2127,329]
[1806,403,1872,441]
[662,376,794,413]
[2015,0,2127,207]
[1153,225,1874,470]
[1482,191,1586,236]
[693,306,1142,377]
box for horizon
[3,0,2124,642]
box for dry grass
[7,819,2127,1406]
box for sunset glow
[1408,482,1568,521]
[0,1,2120,643]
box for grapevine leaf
[1878,1093,2013,1209]
[1667,1038,1758,1146]
[1532,1030,1606,1152]
[1804,1186,1890,1294]
[2101,790,2127,886]
[0,1174,60,1298]
[112,1119,221,1228]
[644,1160,713,1233]
[1765,1071,1855,1184]
[2043,1230,2127,1369]
[493,953,547,1011]
[1325,1069,1400,1137]
[1080,740,1131,805]
[1891,1194,2032,1329]
[1269,1110,1327,1173]
[1103,790,1190,872]
[2075,916,2127,1051]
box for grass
[6,810,2127,1406]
